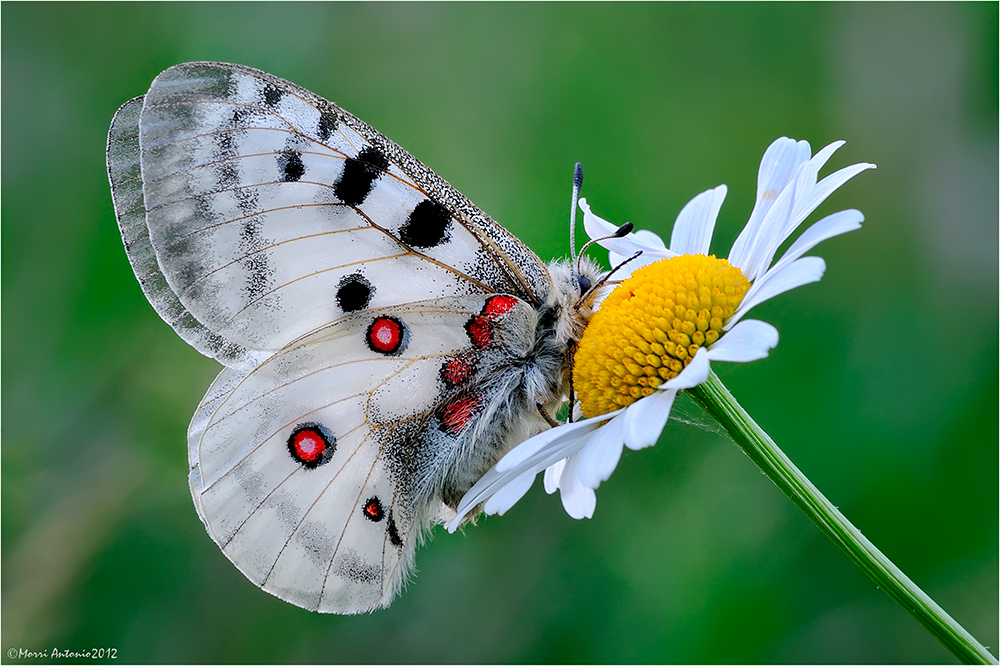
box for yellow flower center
[573,254,750,418]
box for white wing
[107,61,553,370]
[188,295,547,613]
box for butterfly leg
[536,402,561,428]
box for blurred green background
[2,2,997,663]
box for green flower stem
[687,371,996,665]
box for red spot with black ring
[287,423,336,468]
[362,497,385,522]
[441,355,477,389]
[367,316,408,355]
[465,316,492,348]
[483,295,518,319]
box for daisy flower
[447,137,875,530]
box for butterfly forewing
[127,62,552,360]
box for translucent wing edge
[106,95,266,371]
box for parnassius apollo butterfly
[107,62,605,613]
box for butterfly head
[544,255,605,344]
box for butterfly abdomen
[399,295,554,510]
[430,259,605,514]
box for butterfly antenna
[574,249,643,309]
[573,220,634,279]
[569,162,584,259]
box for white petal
[580,199,673,264]
[662,348,711,389]
[576,415,626,488]
[748,158,820,280]
[736,173,798,280]
[781,156,868,245]
[559,454,597,519]
[737,137,873,283]
[623,389,676,451]
[707,320,779,363]
[609,229,672,276]
[607,252,673,281]
[629,228,667,250]
[769,142,849,249]
[543,459,565,494]
[447,416,610,532]
[580,197,621,239]
[769,209,864,276]
[482,470,536,516]
[808,140,846,174]
[669,185,727,256]
[727,256,826,329]
[729,138,811,270]
[743,159,874,281]
[804,162,876,220]
[494,415,602,473]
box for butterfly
[106,62,605,613]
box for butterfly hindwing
[188,294,545,612]
[114,61,553,365]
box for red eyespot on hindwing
[362,498,404,549]
[287,423,336,468]
[366,316,408,355]
[440,355,478,389]
[362,497,385,522]
[441,394,483,435]
[482,295,518,319]
[465,316,492,348]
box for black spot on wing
[278,150,305,182]
[216,160,240,190]
[336,272,374,313]
[334,549,381,585]
[239,216,272,300]
[213,114,241,189]
[387,514,403,548]
[242,254,272,301]
[400,199,451,248]
[262,83,284,107]
[194,195,220,226]
[317,110,338,142]
[230,105,250,129]
[240,217,268,252]
[334,146,389,206]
